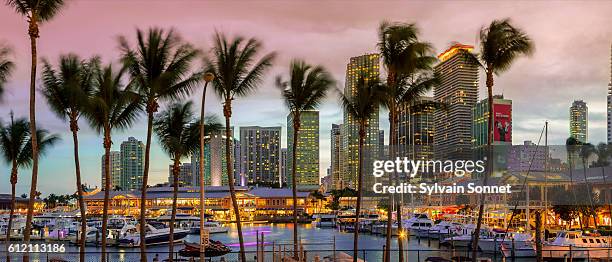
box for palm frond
[276,59,334,113]
[6,0,66,22]
[480,18,534,74]
[0,45,15,101]
[0,116,29,165]
[17,128,60,167]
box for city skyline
[0,1,611,195]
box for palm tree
[154,101,221,262]
[84,63,142,262]
[119,28,200,261]
[198,72,215,261]
[566,137,583,229]
[377,21,438,262]
[339,75,387,262]
[579,143,598,227]
[463,19,534,260]
[41,54,98,262]
[592,143,611,227]
[0,114,59,262]
[5,2,66,252]
[276,59,334,258]
[0,45,15,101]
[204,32,275,261]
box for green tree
[204,32,275,262]
[592,143,611,227]
[463,19,534,261]
[339,75,387,262]
[119,28,200,261]
[84,63,142,262]
[0,45,15,101]
[153,101,220,262]
[579,143,598,228]
[276,59,334,258]
[5,1,67,254]
[0,115,59,261]
[41,54,98,260]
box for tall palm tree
[593,143,611,227]
[204,32,275,261]
[579,143,598,227]
[339,75,387,262]
[40,54,98,262]
[565,137,583,229]
[198,72,215,262]
[84,63,142,262]
[377,21,438,262]
[0,45,15,101]
[5,2,66,253]
[0,115,59,262]
[119,28,200,261]
[276,59,334,258]
[154,101,221,262]
[463,19,534,260]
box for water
[1,224,532,261]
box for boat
[477,229,532,252]
[428,221,464,239]
[403,213,434,237]
[314,214,337,228]
[501,241,536,258]
[117,222,189,247]
[542,230,612,259]
[442,227,491,247]
[178,241,231,258]
[68,226,100,244]
[189,221,229,234]
[371,223,399,236]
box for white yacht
[442,227,491,247]
[543,230,612,259]
[189,221,229,234]
[314,214,337,228]
[403,213,434,237]
[428,221,464,239]
[118,222,189,247]
[68,226,100,244]
[478,230,532,253]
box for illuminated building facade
[342,54,380,189]
[168,163,193,186]
[397,96,435,162]
[434,44,479,160]
[473,95,513,147]
[240,126,282,185]
[191,129,238,187]
[330,124,342,189]
[608,43,612,144]
[569,100,588,143]
[120,137,144,191]
[101,151,121,190]
[287,111,320,190]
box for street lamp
[200,72,214,261]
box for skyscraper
[287,110,320,190]
[101,151,121,190]
[473,95,513,147]
[569,100,588,143]
[607,44,612,144]
[342,54,380,189]
[280,148,287,187]
[397,96,435,162]
[168,163,192,186]
[378,130,385,158]
[330,124,342,190]
[120,137,144,191]
[240,126,281,185]
[434,44,479,160]
[191,129,237,187]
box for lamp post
[200,72,214,261]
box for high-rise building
[280,148,287,187]
[287,111,320,190]
[342,54,380,189]
[569,100,588,143]
[508,141,547,172]
[397,96,435,162]
[607,44,612,144]
[240,126,281,185]
[378,130,385,158]
[120,137,144,191]
[330,124,342,190]
[101,151,121,190]
[191,129,238,187]
[168,163,192,186]
[434,44,479,160]
[473,95,513,147]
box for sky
[0,1,611,196]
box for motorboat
[442,227,492,247]
[403,213,434,237]
[189,221,229,234]
[428,221,464,239]
[543,230,612,259]
[179,241,231,258]
[501,241,536,258]
[117,222,189,247]
[477,230,532,253]
[68,226,100,244]
[314,214,337,228]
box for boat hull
[118,230,189,247]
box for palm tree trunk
[291,114,300,259]
[101,130,112,262]
[168,158,180,262]
[582,158,598,228]
[223,101,246,262]
[199,81,209,261]
[472,70,494,262]
[384,110,394,262]
[23,17,40,262]
[140,108,155,262]
[535,210,543,262]
[6,164,17,262]
[70,119,87,262]
[353,123,365,262]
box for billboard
[493,103,512,143]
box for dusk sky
[1,1,611,196]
